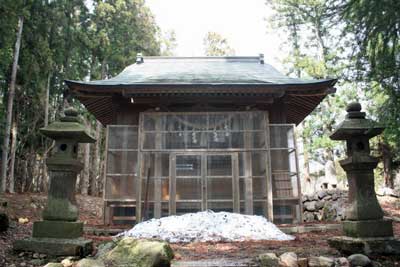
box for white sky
[146,0,286,70]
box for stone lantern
[14,108,96,256]
[328,102,400,255]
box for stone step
[172,259,256,267]
[83,223,342,236]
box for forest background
[0,0,399,196]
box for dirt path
[1,193,400,266]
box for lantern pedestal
[328,236,400,256]
[327,103,400,255]
[13,108,96,256]
[13,238,92,257]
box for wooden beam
[264,112,274,221]
[244,117,253,215]
[154,117,162,218]
[135,114,144,222]
[103,126,111,225]
[232,153,240,213]
[201,154,207,211]
[293,126,303,224]
[169,154,176,215]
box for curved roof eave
[65,78,337,92]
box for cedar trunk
[1,16,24,193]
[8,118,18,193]
[90,121,102,196]
[81,121,91,195]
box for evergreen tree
[203,32,235,56]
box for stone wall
[302,190,348,223]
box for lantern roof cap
[330,102,384,140]
[40,108,96,143]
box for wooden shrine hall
[66,55,337,225]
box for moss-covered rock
[76,258,105,267]
[258,252,279,267]
[43,263,64,267]
[105,238,174,267]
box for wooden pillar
[243,116,253,215]
[121,127,129,197]
[103,126,111,224]
[154,117,162,218]
[136,114,144,222]
[169,154,176,215]
[232,153,240,213]
[264,112,274,221]
[201,154,207,211]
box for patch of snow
[118,210,295,243]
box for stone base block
[343,219,393,238]
[328,236,400,256]
[33,220,83,238]
[13,237,92,256]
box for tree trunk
[380,142,394,188]
[8,118,18,193]
[91,121,102,196]
[21,160,28,193]
[81,121,91,195]
[101,58,108,80]
[324,149,338,189]
[302,138,312,193]
[1,16,24,193]
[42,73,51,192]
[33,154,40,192]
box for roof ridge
[141,56,260,62]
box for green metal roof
[66,56,337,126]
[66,56,336,86]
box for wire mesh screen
[105,126,138,201]
[141,112,267,151]
[269,124,301,223]
[104,112,302,224]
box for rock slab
[308,256,334,267]
[105,238,174,267]
[258,252,279,267]
[279,252,297,267]
[76,258,105,267]
[13,237,92,256]
[347,254,371,267]
[328,236,400,256]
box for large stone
[32,220,83,239]
[44,263,64,267]
[315,200,325,210]
[297,258,308,267]
[105,238,174,267]
[304,201,317,212]
[342,219,393,238]
[347,254,371,267]
[328,236,400,256]
[95,241,117,260]
[335,257,350,267]
[304,211,315,222]
[279,252,297,267]
[76,258,105,267]
[308,256,334,267]
[322,202,338,221]
[13,237,92,256]
[0,212,9,232]
[61,257,74,267]
[258,253,279,267]
[318,190,328,199]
